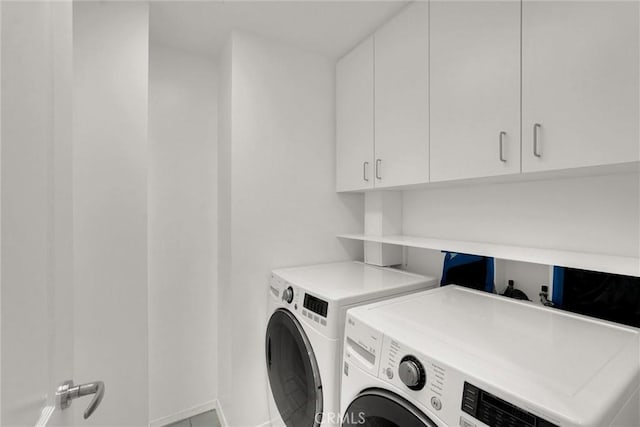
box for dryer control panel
[269,274,335,335]
[303,293,328,318]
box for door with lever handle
[56,380,105,420]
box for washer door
[343,389,438,427]
[266,308,323,427]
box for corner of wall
[148,41,220,422]
[216,33,234,415]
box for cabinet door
[522,1,639,172]
[374,2,429,188]
[430,0,521,182]
[336,37,374,192]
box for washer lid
[272,261,436,304]
[348,285,640,424]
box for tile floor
[166,410,221,427]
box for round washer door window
[265,308,322,427]
[343,389,437,427]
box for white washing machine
[341,285,640,427]
[265,261,437,427]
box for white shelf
[338,233,640,277]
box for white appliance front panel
[345,286,640,426]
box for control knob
[282,286,294,304]
[398,355,426,390]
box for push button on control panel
[385,367,394,380]
[459,417,476,427]
[431,396,442,411]
[461,382,479,416]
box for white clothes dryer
[341,285,640,427]
[265,261,437,427]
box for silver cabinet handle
[363,161,369,182]
[56,380,105,420]
[499,131,507,162]
[533,123,542,157]
[375,159,382,180]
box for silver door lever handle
[56,380,105,419]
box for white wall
[50,2,75,425]
[217,35,233,427]
[403,172,639,301]
[495,259,550,301]
[217,31,363,427]
[73,2,149,425]
[148,43,219,424]
[1,3,3,421]
[0,3,71,425]
[404,173,639,257]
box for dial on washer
[398,355,426,391]
[282,286,294,304]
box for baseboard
[213,400,270,427]
[149,400,217,427]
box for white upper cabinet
[337,1,639,192]
[430,0,521,182]
[522,1,640,173]
[336,37,375,192]
[374,1,429,188]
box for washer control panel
[377,335,455,419]
[379,337,447,397]
[344,314,384,376]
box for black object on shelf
[553,267,640,328]
[502,280,529,300]
[540,285,554,306]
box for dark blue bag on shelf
[441,252,495,293]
